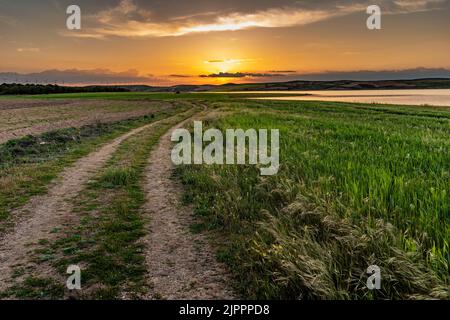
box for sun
[204,59,242,73]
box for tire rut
[141,111,235,300]
[0,110,190,292]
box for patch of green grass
[16,92,226,100]
[0,277,65,300]
[178,100,450,300]
[100,168,138,188]
[10,91,310,103]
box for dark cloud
[60,0,449,38]
[0,69,156,85]
[269,70,297,73]
[199,68,450,81]
[169,74,191,78]
[106,0,450,21]
[200,72,284,78]
[2,68,449,85]
[290,68,450,81]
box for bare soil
[0,99,175,144]
[0,116,177,292]
[0,106,235,300]
[141,114,235,300]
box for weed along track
[141,109,235,300]
[0,107,195,294]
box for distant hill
[2,78,450,95]
[119,78,450,93]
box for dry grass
[0,99,177,143]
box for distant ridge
[2,78,450,95]
[119,78,450,93]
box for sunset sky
[1,0,449,85]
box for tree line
[0,83,129,95]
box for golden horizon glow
[1,0,449,85]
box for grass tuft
[100,168,137,188]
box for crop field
[0,94,204,231]
[0,98,181,144]
[178,99,450,299]
[0,93,448,300]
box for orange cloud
[17,48,40,53]
[62,0,447,39]
[66,0,364,38]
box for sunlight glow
[204,59,243,73]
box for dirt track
[0,105,235,299]
[141,113,235,300]
[0,115,180,292]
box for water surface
[248,89,450,107]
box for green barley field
[177,97,450,299]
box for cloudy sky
[1,0,449,85]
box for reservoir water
[248,89,450,107]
